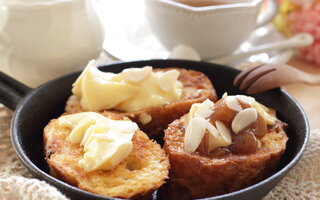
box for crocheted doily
[0,107,319,200]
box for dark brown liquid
[173,0,233,7]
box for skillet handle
[0,71,32,110]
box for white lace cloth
[0,108,319,200]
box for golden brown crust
[43,114,169,199]
[65,68,217,138]
[162,116,288,199]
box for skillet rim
[10,59,310,200]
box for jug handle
[256,0,279,28]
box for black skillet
[0,60,309,200]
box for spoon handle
[209,33,314,65]
[303,73,320,85]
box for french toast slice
[43,113,169,199]
[65,68,217,138]
[162,115,288,199]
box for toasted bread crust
[163,116,288,199]
[65,68,217,137]
[44,114,169,199]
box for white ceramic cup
[144,0,278,60]
[0,0,104,87]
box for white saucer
[95,0,293,66]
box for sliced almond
[222,92,228,98]
[215,121,232,143]
[252,102,276,125]
[236,95,255,106]
[157,69,180,91]
[206,121,219,138]
[206,121,232,152]
[187,103,200,123]
[232,108,258,134]
[184,117,206,153]
[187,99,214,124]
[195,99,214,119]
[121,66,152,82]
[226,96,242,112]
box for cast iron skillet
[0,60,309,200]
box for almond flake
[184,117,206,153]
[236,95,255,106]
[222,92,228,98]
[205,121,232,153]
[232,108,257,134]
[195,99,214,119]
[226,96,242,112]
[252,102,276,125]
[187,103,200,123]
[215,121,232,143]
[206,121,219,137]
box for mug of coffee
[144,0,278,59]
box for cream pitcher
[0,0,104,86]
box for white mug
[0,0,104,87]
[145,0,278,60]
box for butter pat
[58,112,138,172]
[72,63,138,111]
[157,70,180,91]
[72,61,183,112]
[116,70,182,112]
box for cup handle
[256,0,279,28]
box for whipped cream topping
[58,112,138,172]
[72,61,183,112]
